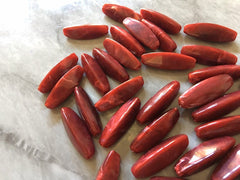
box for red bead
[188,65,240,84]
[137,81,180,124]
[61,107,95,159]
[99,98,140,147]
[175,136,235,177]
[181,45,237,66]
[110,25,145,57]
[179,74,233,109]
[195,115,240,139]
[92,48,129,83]
[184,23,237,42]
[74,87,102,136]
[131,134,189,178]
[192,90,240,122]
[103,38,141,70]
[140,8,181,34]
[102,4,142,23]
[95,76,144,112]
[96,150,121,180]
[141,19,177,52]
[81,53,110,94]
[141,52,196,70]
[38,53,78,93]
[131,108,179,153]
[123,17,160,50]
[211,144,240,180]
[45,65,83,109]
[63,25,108,40]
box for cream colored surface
[0,0,240,179]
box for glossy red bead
[184,23,237,42]
[195,115,240,139]
[123,17,160,50]
[142,19,177,52]
[131,134,189,178]
[110,25,145,57]
[81,53,110,94]
[96,150,121,180]
[188,65,240,84]
[95,76,144,112]
[192,90,240,122]
[140,8,181,34]
[63,25,108,40]
[103,38,141,70]
[137,81,180,124]
[141,52,196,70]
[102,4,142,23]
[181,45,237,66]
[61,107,95,159]
[211,144,240,180]
[175,136,236,177]
[92,48,129,83]
[38,53,78,93]
[45,65,84,109]
[179,74,233,109]
[131,108,179,153]
[74,87,102,136]
[99,98,140,147]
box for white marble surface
[1,0,240,179]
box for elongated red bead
[141,52,196,70]
[195,115,240,139]
[96,150,121,180]
[142,19,177,52]
[131,134,189,178]
[110,26,145,57]
[179,74,233,109]
[92,48,129,83]
[81,53,110,94]
[131,108,179,153]
[60,107,95,159]
[192,90,240,122]
[175,136,236,177]
[99,98,140,147]
[95,76,144,112]
[74,87,102,136]
[211,144,240,180]
[63,25,108,40]
[123,17,159,50]
[45,65,84,109]
[103,38,141,70]
[184,23,237,42]
[188,65,240,84]
[140,8,181,34]
[181,45,237,66]
[137,81,180,124]
[102,4,142,23]
[150,177,185,180]
[38,53,78,93]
